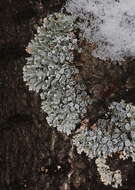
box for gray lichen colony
[23,12,135,188]
[73,100,135,161]
[23,13,90,135]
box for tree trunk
[0,0,135,189]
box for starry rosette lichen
[73,100,135,160]
[23,13,90,135]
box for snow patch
[66,0,135,61]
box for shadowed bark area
[0,0,135,190]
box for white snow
[65,0,135,61]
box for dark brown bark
[0,0,135,189]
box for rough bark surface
[0,0,135,190]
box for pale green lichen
[23,13,90,135]
[73,100,135,160]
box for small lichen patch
[96,157,122,188]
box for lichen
[96,158,122,188]
[23,13,90,135]
[73,100,135,160]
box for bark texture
[0,0,135,189]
